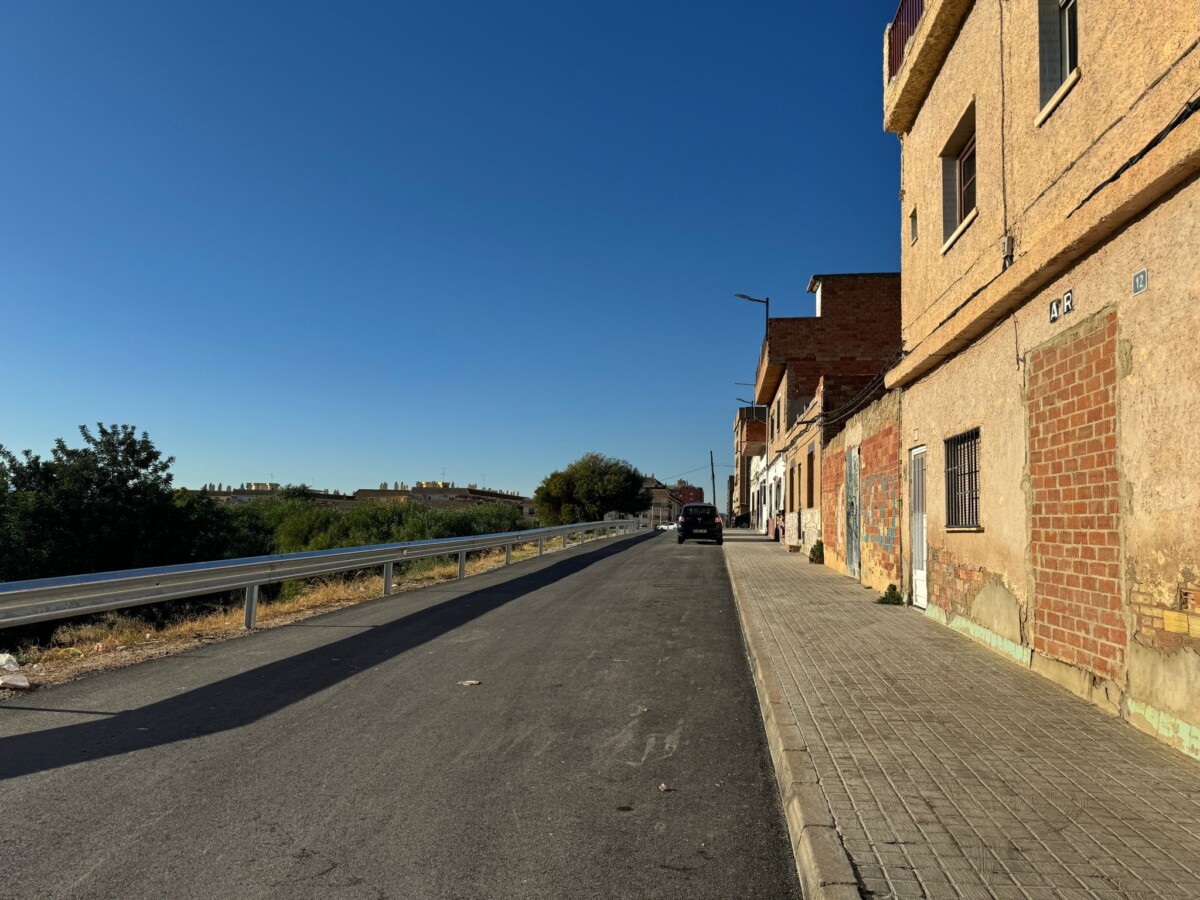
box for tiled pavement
[723,533,1200,900]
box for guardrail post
[563,532,568,549]
[505,544,511,566]
[243,584,259,630]
[458,550,467,580]
[383,562,394,595]
[538,538,544,556]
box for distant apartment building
[200,479,527,512]
[200,483,355,508]
[638,477,703,527]
[883,0,1200,755]
[751,273,902,541]
[416,481,526,508]
[353,482,412,504]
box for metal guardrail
[0,520,642,630]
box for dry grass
[5,536,573,691]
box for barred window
[945,428,980,529]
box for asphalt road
[0,531,801,900]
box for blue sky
[1,1,902,499]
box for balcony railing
[888,0,926,80]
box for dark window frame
[944,428,981,529]
[957,136,977,224]
[1039,0,1080,108]
[1060,0,1078,82]
[940,103,977,244]
[805,445,815,509]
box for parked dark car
[677,504,723,545]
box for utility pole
[710,450,717,518]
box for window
[1061,0,1078,78]
[1039,0,1079,108]
[940,103,977,246]
[944,428,980,529]
[957,137,976,224]
[805,445,815,509]
[910,207,918,245]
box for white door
[910,448,928,609]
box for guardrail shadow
[0,531,655,781]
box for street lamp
[734,293,769,336]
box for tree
[533,453,650,526]
[0,424,193,581]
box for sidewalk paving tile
[723,534,1200,900]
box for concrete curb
[725,556,862,900]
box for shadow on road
[0,533,654,781]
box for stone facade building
[884,0,1200,756]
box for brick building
[750,273,902,543]
[883,0,1200,756]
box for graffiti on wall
[861,472,897,553]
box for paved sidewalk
[723,533,1200,900]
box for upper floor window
[940,102,977,248]
[957,137,976,224]
[1039,0,1080,109]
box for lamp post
[734,293,769,337]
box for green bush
[877,584,905,605]
[808,540,824,564]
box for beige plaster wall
[899,0,1200,352]
[901,319,1029,599]
[901,174,1200,734]
[1116,178,1200,608]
